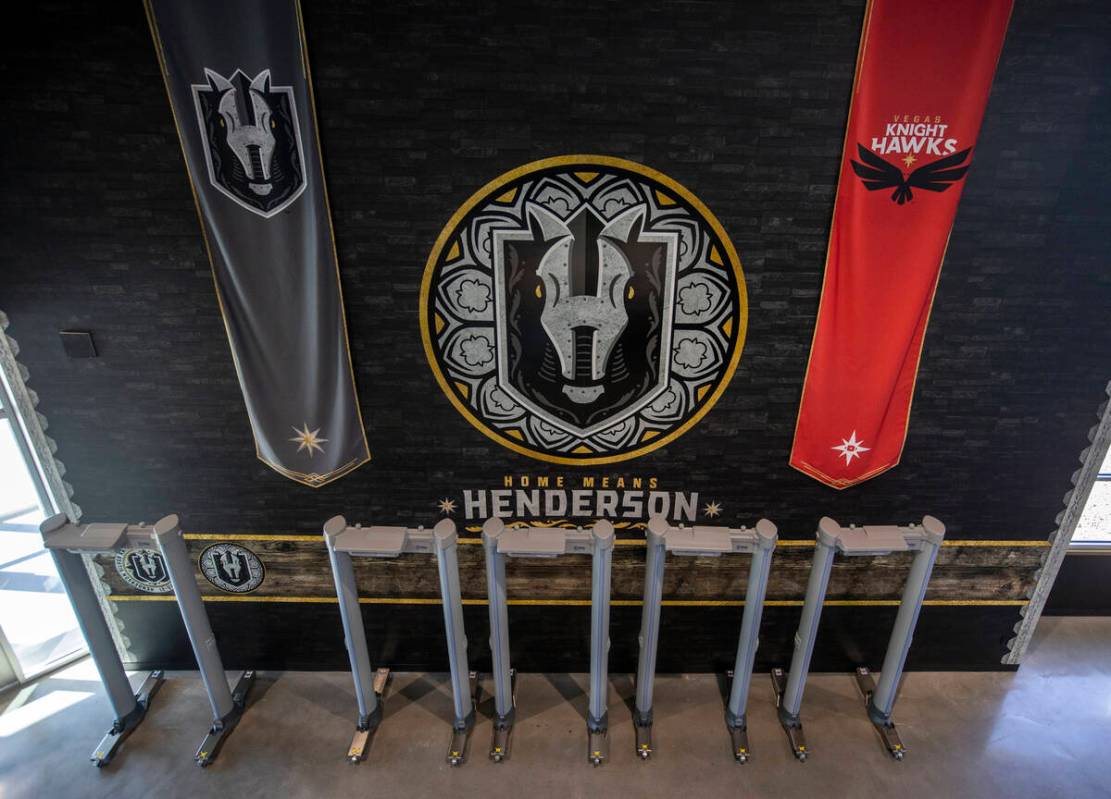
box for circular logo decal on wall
[199,544,265,594]
[114,547,172,594]
[421,155,748,464]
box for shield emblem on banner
[492,202,678,437]
[192,68,306,218]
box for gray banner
[145,0,369,487]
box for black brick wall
[1,0,1109,669]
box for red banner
[790,0,1013,489]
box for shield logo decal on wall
[421,156,748,465]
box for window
[1071,447,1111,547]
[0,366,85,683]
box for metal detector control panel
[328,521,447,558]
[825,518,945,557]
[655,519,778,557]
[496,526,600,557]
[41,518,155,552]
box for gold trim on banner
[787,0,884,490]
[418,154,749,466]
[107,594,1028,608]
[142,0,370,489]
[294,0,372,479]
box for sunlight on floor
[0,688,94,737]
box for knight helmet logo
[199,543,265,593]
[192,68,306,218]
[114,547,171,594]
[494,203,676,434]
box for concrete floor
[1,616,1108,799]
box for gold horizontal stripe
[180,533,1049,548]
[107,594,1027,608]
[185,533,322,542]
[943,540,1050,548]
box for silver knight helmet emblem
[494,202,678,435]
[192,68,306,217]
[114,547,171,593]
[199,543,265,593]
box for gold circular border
[419,154,749,466]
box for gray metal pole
[588,521,615,728]
[482,518,513,720]
[781,517,840,718]
[49,544,138,721]
[152,515,235,722]
[726,519,778,725]
[869,516,945,718]
[634,517,667,723]
[323,516,378,723]
[434,519,473,727]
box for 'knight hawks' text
[870,118,958,157]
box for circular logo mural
[421,155,748,464]
[199,543,265,594]
[114,547,172,594]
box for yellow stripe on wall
[107,594,1027,608]
[180,532,1050,548]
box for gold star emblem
[289,423,327,458]
[901,153,917,169]
[703,501,722,518]
[438,497,457,515]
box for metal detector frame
[40,513,255,767]
[633,515,777,763]
[323,516,477,766]
[773,515,946,761]
[481,518,615,766]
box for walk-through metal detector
[41,513,255,767]
[481,517,615,766]
[323,516,477,766]
[772,515,946,761]
[633,515,777,763]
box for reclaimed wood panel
[96,537,1045,602]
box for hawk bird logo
[850,144,972,205]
